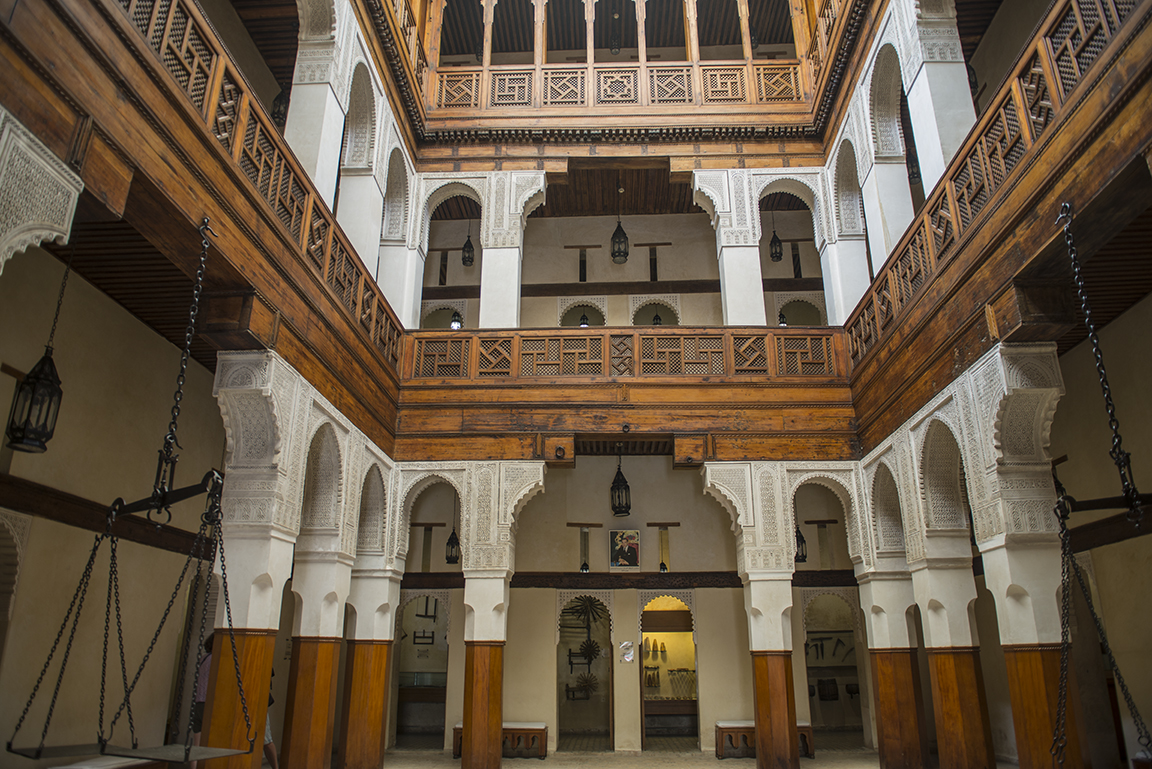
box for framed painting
[610,529,640,571]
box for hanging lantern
[462,220,475,266]
[611,445,631,517]
[750,31,760,50]
[611,220,629,263]
[580,561,590,573]
[450,310,463,330]
[778,312,787,327]
[6,250,72,453]
[659,561,668,573]
[579,312,590,328]
[769,211,783,262]
[6,348,63,453]
[794,526,807,563]
[610,11,621,55]
[446,526,460,564]
[652,312,662,326]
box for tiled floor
[557,733,612,752]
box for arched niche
[870,461,907,559]
[632,302,678,326]
[301,422,343,531]
[919,419,972,532]
[834,140,865,237]
[778,299,822,326]
[560,304,605,327]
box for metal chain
[1056,204,1144,526]
[45,248,74,350]
[110,538,138,746]
[8,532,105,752]
[212,490,255,750]
[167,553,201,746]
[162,219,214,459]
[1050,492,1073,766]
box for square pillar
[335,171,385,277]
[906,61,976,192]
[860,161,915,270]
[743,574,798,769]
[377,242,424,328]
[818,237,871,325]
[284,82,345,209]
[462,572,511,769]
[478,246,522,328]
[718,244,768,325]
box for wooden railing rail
[433,60,802,111]
[843,0,1141,371]
[115,0,404,372]
[404,327,847,382]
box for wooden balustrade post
[683,0,703,104]
[534,0,547,107]
[482,0,495,106]
[584,0,596,103]
[635,0,649,104]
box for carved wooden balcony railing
[403,327,847,382]
[433,61,802,112]
[843,0,1140,370]
[113,0,404,371]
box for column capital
[0,106,83,275]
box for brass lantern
[446,526,461,564]
[611,219,629,264]
[6,348,63,453]
[610,444,631,517]
[450,310,463,330]
[769,211,783,263]
[462,220,475,266]
[794,526,807,563]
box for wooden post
[336,640,393,769]
[683,0,702,104]
[463,641,505,769]
[927,648,996,769]
[425,0,445,71]
[202,630,277,769]
[481,0,495,107]
[635,0,649,103]
[736,0,753,62]
[281,637,342,769]
[533,0,546,107]
[750,651,799,769]
[1003,645,1084,769]
[870,649,929,769]
[585,0,596,103]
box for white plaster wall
[515,456,737,573]
[0,247,226,760]
[974,577,1017,761]
[444,589,466,750]
[1049,290,1152,759]
[612,589,641,751]
[504,588,560,751]
[695,588,755,751]
[968,0,1051,114]
[196,0,283,111]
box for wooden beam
[0,472,209,559]
[1070,510,1152,553]
[421,277,824,301]
[397,569,857,590]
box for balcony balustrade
[404,327,846,382]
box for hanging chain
[213,486,256,752]
[1050,483,1073,766]
[45,248,74,350]
[1056,204,1144,527]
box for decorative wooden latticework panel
[1046,0,1113,100]
[491,71,533,107]
[374,308,402,367]
[520,337,605,376]
[639,336,724,375]
[544,70,585,106]
[213,70,241,153]
[478,338,513,377]
[327,240,360,314]
[755,65,799,102]
[848,298,875,366]
[950,145,988,230]
[777,336,833,376]
[438,71,481,108]
[306,205,329,274]
[649,68,692,104]
[927,190,956,264]
[610,335,634,376]
[415,339,470,377]
[701,67,747,103]
[596,69,639,105]
[122,0,216,111]
[733,336,769,375]
[240,114,309,240]
[981,98,1027,189]
[1018,53,1056,140]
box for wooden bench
[714,721,815,759]
[453,722,547,759]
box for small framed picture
[609,529,640,571]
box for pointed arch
[342,64,377,170]
[919,419,970,530]
[301,422,343,530]
[834,140,865,236]
[417,179,486,253]
[356,464,388,555]
[871,461,907,555]
[753,174,828,250]
[382,148,410,242]
[869,44,906,159]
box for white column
[979,537,1062,645]
[478,246,522,328]
[818,236,871,325]
[284,82,346,209]
[858,570,917,649]
[860,161,915,270]
[718,245,768,325]
[906,61,976,192]
[377,242,425,328]
[463,571,512,641]
[347,560,405,640]
[909,533,978,648]
[744,572,794,651]
[216,526,296,630]
[291,550,354,636]
[335,171,385,275]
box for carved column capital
[0,107,83,275]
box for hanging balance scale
[6,219,255,764]
[1049,204,1150,764]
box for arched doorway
[640,595,698,750]
[557,595,613,751]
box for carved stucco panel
[556,589,614,644]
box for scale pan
[7,743,107,760]
[101,744,251,762]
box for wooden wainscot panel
[543,433,575,467]
[673,434,708,468]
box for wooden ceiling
[229,0,299,93]
[45,212,219,371]
[444,0,795,57]
[954,0,1006,61]
[575,434,674,455]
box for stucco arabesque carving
[0,509,32,619]
[0,107,83,275]
[772,291,827,325]
[556,589,614,645]
[557,295,608,325]
[637,589,696,644]
[786,463,870,568]
[413,174,487,252]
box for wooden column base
[281,637,342,769]
[337,640,392,769]
[463,641,505,769]
[870,648,928,769]
[927,647,995,769]
[750,651,799,769]
[1003,644,1084,769]
[202,629,277,769]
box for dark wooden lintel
[397,569,859,590]
[0,472,209,559]
[1070,510,1152,553]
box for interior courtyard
[0,0,1151,767]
